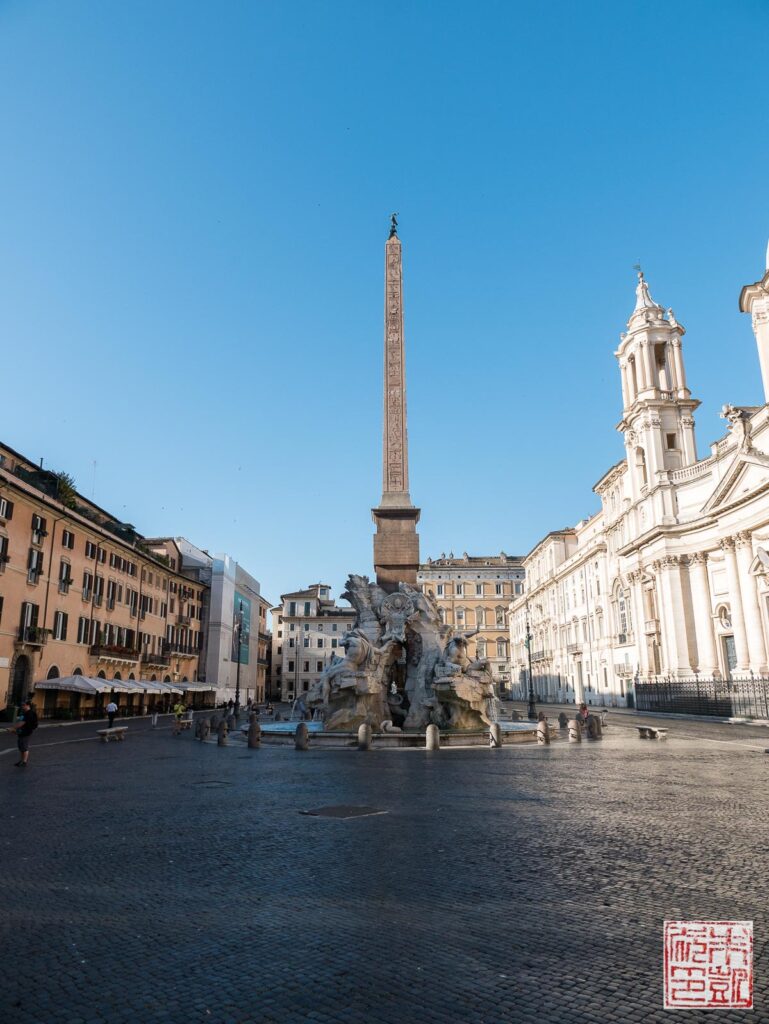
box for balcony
[17,626,50,647]
[166,642,198,657]
[140,651,171,668]
[58,579,72,595]
[644,619,660,635]
[567,642,582,655]
[615,664,633,677]
[90,643,139,663]
[530,649,547,663]
[177,613,191,626]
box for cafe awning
[33,676,133,695]
[176,682,216,693]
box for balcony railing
[140,651,171,667]
[615,664,633,677]
[58,579,72,594]
[530,649,547,663]
[90,643,139,661]
[177,613,190,626]
[644,619,660,635]
[166,642,198,656]
[17,626,50,646]
[567,642,582,655]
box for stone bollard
[568,719,582,743]
[425,724,440,751]
[357,723,372,751]
[217,719,228,746]
[227,713,237,733]
[200,717,211,741]
[511,709,521,722]
[295,722,309,751]
[489,722,503,749]
[558,712,569,730]
[537,720,551,745]
[247,713,261,749]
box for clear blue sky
[1,0,767,606]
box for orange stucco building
[0,442,210,718]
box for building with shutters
[417,553,525,692]
[0,442,209,717]
[269,584,355,702]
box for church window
[666,433,677,450]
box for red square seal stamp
[664,920,753,1009]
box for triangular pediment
[702,451,769,512]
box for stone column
[670,338,687,393]
[687,553,717,676]
[641,340,656,392]
[735,532,768,673]
[720,537,750,672]
[619,360,631,408]
[627,570,649,675]
[655,557,692,675]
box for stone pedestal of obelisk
[372,218,420,592]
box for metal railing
[90,643,139,661]
[635,676,769,718]
[17,626,49,645]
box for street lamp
[234,599,244,717]
[525,601,536,721]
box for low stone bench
[637,725,668,740]
[97,727,128,743]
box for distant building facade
[510,246,769,707]
[147,538,271,704]
[417,553,524,690]
[270,584,355,702]
[0,444,207,717]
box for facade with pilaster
[417,553,524,691]
[510,243,769,706]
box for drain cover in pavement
[300,805,388,819]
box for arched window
[73,667,83,676]
[46,665,60,680]
[635,446,648,487]
[97,670,106,679]
[163,675,171,683]
[150,674,157,682]
[113,671,122,681]
[128,673,135,680]
[182,676,188,683]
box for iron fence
[635,676,769,718]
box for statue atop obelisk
[372,214,421,592]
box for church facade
[509,243,769,707]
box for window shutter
[4,500,13,520]
[62,612,68,640]
[19,602,28,629]
[27,548,35,569]
[30,603,38,627]
[40,516,47,534]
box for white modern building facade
[147,537,270,704]
[510,243,769,707]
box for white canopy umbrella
[176,682,216,693]
[33,676,134,695]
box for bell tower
[739,239,769,403]
[615,272,700,505]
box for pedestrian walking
[106,699,118,729]
[10,698,38,768]
[173,700,186,722]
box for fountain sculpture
[307,574,495,732]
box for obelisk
[372,214,421,592]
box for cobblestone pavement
[2,719,769,1023]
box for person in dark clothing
[12,699,38,767]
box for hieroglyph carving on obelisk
[382,230,410,503]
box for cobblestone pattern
[2,722,769,1022]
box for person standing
[105,699,118,729]
[11,699,39,768]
